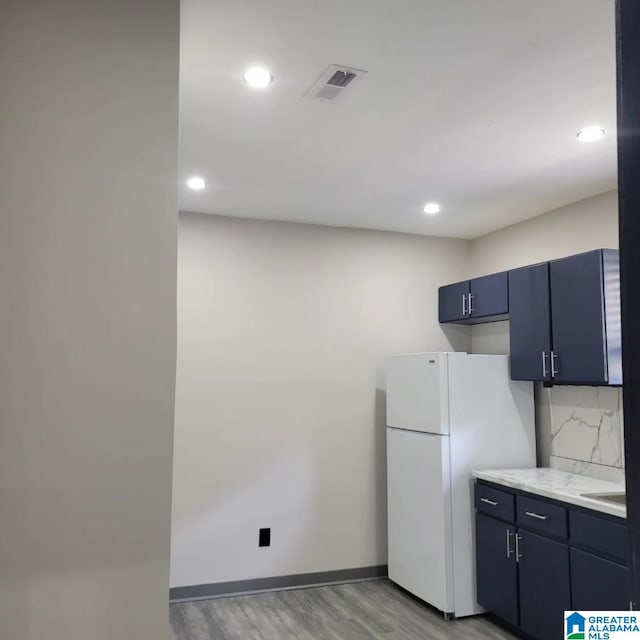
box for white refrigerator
[386,352,535,618]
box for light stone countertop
[472,467,626,518]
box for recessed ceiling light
[243,67,273,89]
[423,202,441,215]
[187,176,206,190]
[577,126,606,143]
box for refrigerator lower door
[386,427,454,614]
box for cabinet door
[438,281,470,323]
[475,513,518,627]
[550,250,608,384]
[508,263,552,381]
[469,272,508,319]
[571,548,630,611]
[518,529,571,640]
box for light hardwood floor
[169,579,518,640]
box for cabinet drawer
[569,510,628,564]
[475,484,515,522]
[517,495,567,539]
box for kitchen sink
[581,492,626,506]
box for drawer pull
[525,511,548,521]
[481,498,499,506]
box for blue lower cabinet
[476,513,519,627]
[570,548,630,611]
[518,530,571,640]
[474,481,629,640]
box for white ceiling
[179,0,617,239]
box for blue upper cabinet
[439,272,508,324]
[550,250,621,385]
[439,249,620,385]
[470,272,509,320]
[509,263,552,382]
[438,280,470,323]
[507,249,621,386]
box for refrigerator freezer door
[386,353,449,434]
[387,427,454,614]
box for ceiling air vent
[304,64,368,102]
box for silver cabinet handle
[541,351,548,377]
[506,529,513,559]
[468,293,474,314]
[462,294,467,316]
[515,534,522,562]
[550,351,558,377]
[481,498,499,506]
[525,511,548,520]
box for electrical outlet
[259,528,271,547]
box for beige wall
[470,190,618,275]
[171,213,470,587]
[0,1,179,638]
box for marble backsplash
[536,385,625,483]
